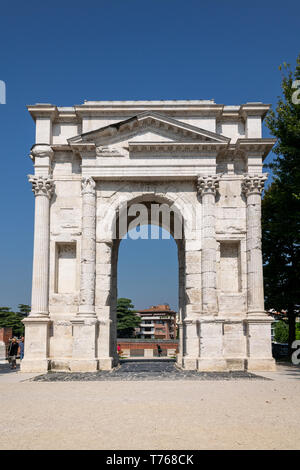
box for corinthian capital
[28,175,54,198]
[82,176,96,196]
[197,175,220,197]
[241,174,267,197]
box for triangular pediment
[68,111,230,150]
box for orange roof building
[136,304,177,340]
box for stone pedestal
[181,319,199,369]
[70,317,98,371]
[97,317,115,370]
[223,321,247,371]
[198,320,227,371]
[21,317,51,372]
[246,317,276,371]
[98,357,114,370]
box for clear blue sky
[0,0,299,312]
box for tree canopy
[116,298,140,338]
[263,55,300,349]
[0,307,26,337]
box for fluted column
[78,176,96,316]
[197,175,219,315]
[242,174,267,314]
[28,175,54,316]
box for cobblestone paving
[32,359,268,381]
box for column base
[198,358,228,372]
[98,357,114,370]
[247,358,276,372]
[21,359,50,373]
[69,359,98,372]
[181,356,198,370]
[226,358,247,371]
[21,316,51,373]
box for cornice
[51,144,73,152]
[27,101,272,125]
[55,107,79,123]
[128,141,228,153]
[69,143,96,156]
[235,138,276,159]
[27,104,58,121]
[239,103,271,120]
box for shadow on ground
[0,363,20,375]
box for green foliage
[116,298,140,338]
[274,320,289,343]
[0,307,25,337]
[263,55,300,347]
[17,304,30,316]
[296,323,300,341]
[274,321,300,342]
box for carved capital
[81,176,96,196]
[241,174,267,197]
[197,175,220,197]
[29,144,54,162]
[28,175,54,198]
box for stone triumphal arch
[22,100,276,373]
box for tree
[263,55,300,352]
[274,320,289,343]
[17,304,30,316]
[116,298,140,338]
[0,307,25,337]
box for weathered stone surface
[22,100,276,373]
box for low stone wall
[117,339,179,358]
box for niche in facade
[55,242,77,293]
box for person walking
[157,344,162,357]
[8,338,19,369]
[19,337,24,361]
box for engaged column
[242,174,266,315]
[197,175,219,315]
[28,175,54,316]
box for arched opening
[106,195,187,366]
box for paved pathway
[31,359,266,381]
[1,364,300,449]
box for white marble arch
[95,189,191,370]
[21,99,276,373]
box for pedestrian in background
[19,337,24,360]
[8,338,19,369]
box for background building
[136,304,177,340]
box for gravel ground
[32,360,266,382]
[0,362,299,450]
